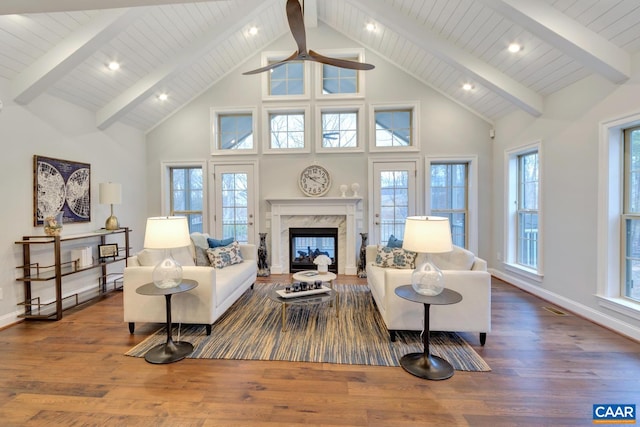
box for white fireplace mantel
[267,197,362,275]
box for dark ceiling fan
[243,0,375,75]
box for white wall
[491,53,640,340]
[145,23,493,258]
[0,77,147,328]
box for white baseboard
[489,268,640,342]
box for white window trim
[314,48,366,100]
[597,112,640,317]
[369,102,421,153]
[503,141,544,281]
[160,160,208,232]
[315,103,365,153]
[260,51,310,101]
[210,107,258,156]
[262,104,311,154]
[425,156,478,255]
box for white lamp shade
[99,183,122,205]
[402,216,453,253]
[143,216,191,249]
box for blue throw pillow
[387,234,403,248]
[207,236,234,248]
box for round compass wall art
[34,155,91,226]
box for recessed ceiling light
[366,22,376,32]
[462,83,474,91]
[107,61,120,71]
[508,43,522,53]
[248,26,258,36]
[158,93,168,101]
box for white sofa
[365,245,491,345]
[123,237,257,335]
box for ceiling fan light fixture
[508,43,522,53]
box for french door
[371,160,418,245]
[211,162,257,244]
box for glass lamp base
[411,260,444,296]
[153,254,183,289]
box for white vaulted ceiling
[1,0,639,131]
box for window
[210,108,257,155]
[270,62,304,96]
[517,151,539,268]
[430,162,468,248]
[315,49,366,98]
[505,142,542,279]
[260,52,310,100]
[322,64,357,94]
[316,104,364,153]
[623,126,640,302]
[263,105,310,153]
[370,102,420,152]
[170,166,203,233]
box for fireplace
[289,228,338,273]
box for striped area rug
[126,283,490,371]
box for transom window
[170,166,203,233]
[322,63,357,94]
[269,62,304,96]
[322,111,357,148]
[269,112,305,149]
[370,103,420,152]
[430,162,468,248]
[623,126,640,302]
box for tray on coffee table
[275,286,332,299]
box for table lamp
[402,216,453,296]
[99,182,122,230]
[143,216,191,289]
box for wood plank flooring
[0,276,638,426]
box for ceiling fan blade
[308,50,375,71]
[242,51,299,75]
[287,0,307,54]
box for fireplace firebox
[289,227,338,273]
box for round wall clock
[299,164,331,197]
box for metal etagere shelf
[15,227,131,320]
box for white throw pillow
[430,245,475,270]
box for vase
[44,212,64,236]
[318,264,328,274]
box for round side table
[136,279,198,364]
[394,286,463,380]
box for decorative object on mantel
[257,232,270,277]
[403,216,453,296]
[43,212,63,236]
[351,182,360,197]
[99,182,122,230]
[34,155,91,226]
[357,232,368,278]
[339,184,348,197]
[299,164,331,197]
[242,0,375,75]
[144,216,191,289]
[313,254,332,274]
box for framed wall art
[34,155,91,226]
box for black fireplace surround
[289,227,338,273]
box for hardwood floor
[1,275,638,426]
